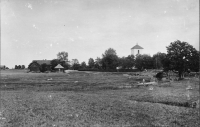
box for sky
[1,0,199,68]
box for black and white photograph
[1,0,199,126]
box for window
[138,50,139,54]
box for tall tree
[103,48,117,57]
[57,51,68,62]
[88,58,95,68]
[101,48,119,70]
[94,57,102,69]
[71,59,80,70]
[166,40,199,79]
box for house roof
[32,60,51,65]
[131,44,143,49]
[55,64,64,69]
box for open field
[0,69,199,127]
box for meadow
[0,69,199,127]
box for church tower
[131,43,143,56]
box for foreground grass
[0,70,199,127]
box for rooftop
[55,64,64,69]
[131,44,144,49]
[32,60,51,65]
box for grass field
[0,69,199,127]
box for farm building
[54,64,64,72]
[28,60,52,72]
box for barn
[28,60,52,72]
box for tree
[94,57,102,69]
[18,65,21,69]
[80,61,87,69]
[166,40,199,79]
[103,48,117,56]
[40,63,48,72]
[51,59,60,70]
[71,59,80,70]
[152,52,167,69]
[162,55,171,72]
[188,51,199,72]
[118,56,135,69]
[57,51,68,62]
[118,57,126,69]
[21,65,25,69]
[15,65,18,69]
[101,48,119,70]
[135,54,153,71]
[88,58,95,68]
[60,60,70,70]
[127,55,135,68]
[28,61,40,69]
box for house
[28,60,52,72]
[131,43,144,56]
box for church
[131,43,144,56]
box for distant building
[54,64,64,72]
[28,60,52,72]
[131,44,144,56]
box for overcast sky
[1,0,199,68]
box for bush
[156,72,164,81]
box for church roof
[131,44,143,49]
[55,64,64,69]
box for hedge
[78,68,140,72]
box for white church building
[131,44,144,56]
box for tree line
[78,40,199,79]
[29,40,199,79]
[15,65,25,69]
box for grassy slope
[0,70,199,127]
